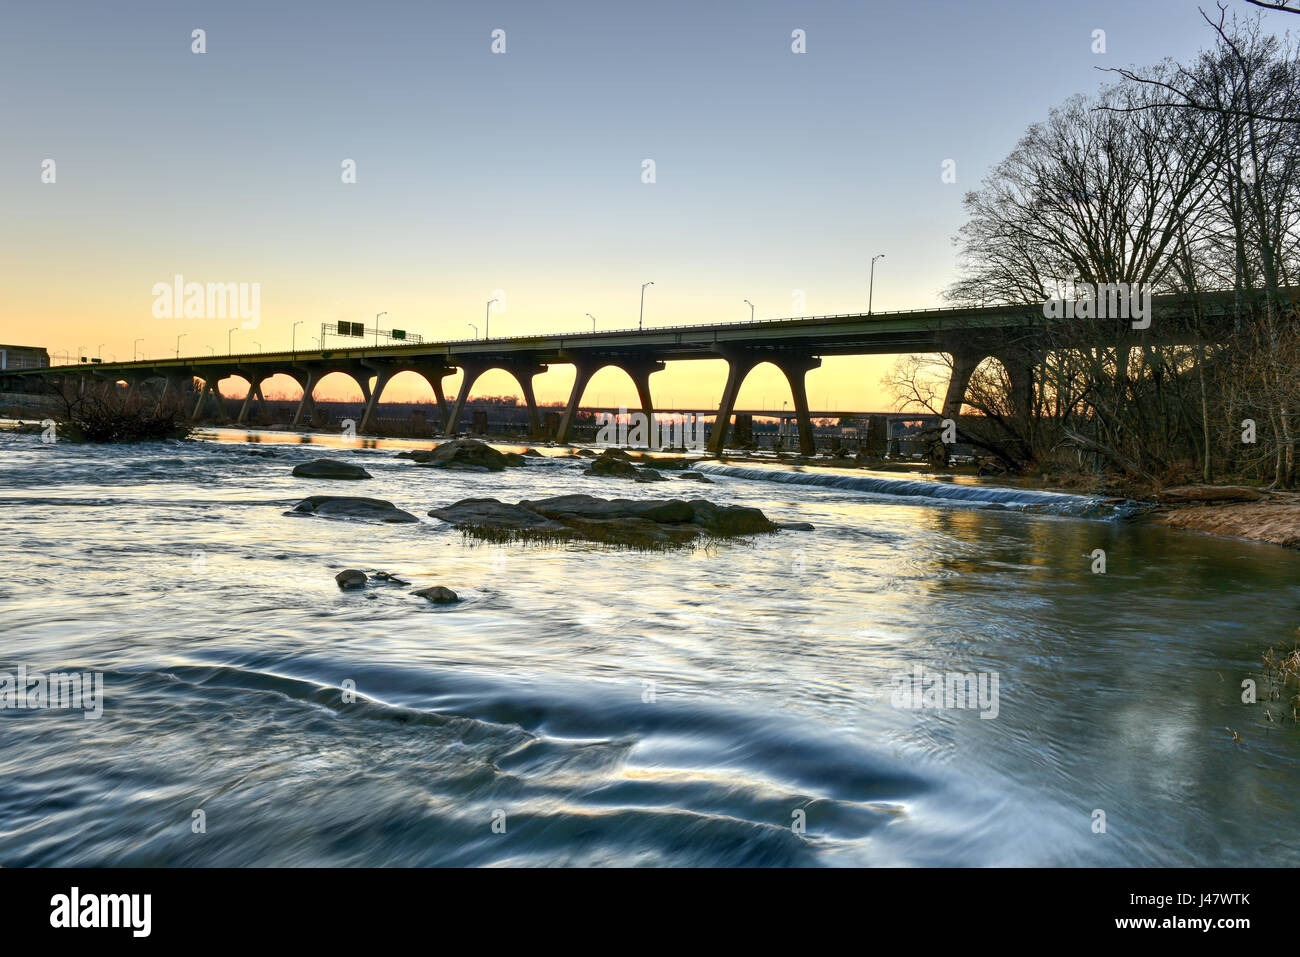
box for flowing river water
[2,426,1298,866]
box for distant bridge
[9,291,1242,454]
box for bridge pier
[943,350,987,419]
[191,371,226,423]
[780,354,821,456]
[236,368,268,424]
[155,371,187,413]
[290,368,319,427]
[358,363,393,434]
[415,363,456,431]
[993,350,1036,420]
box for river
[2,427,1297,866]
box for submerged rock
[413,585,459,604]
[428,493,780,549]
[292,459,372,480]
[336,569,368,589]
[677,471,713,483]
[291,495,419,523]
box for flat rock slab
[429,493,778,549]
[291,495,420,523]
[292,459,372,480]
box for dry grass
[1262,637,1300,723]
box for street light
[869,254,885,315]
[133,338,143,361]
[207,346,215,355]
[744,299,755,321]
[292,321,303,355]
[587,313,597,331]
[485,299,498,339]
[97,343,105,358]
[639,282,654,330]
[175,334,186,358]
[468,323,479,339]
[76,346,84,363]
[375,312,387,347]
[228,327,238,354]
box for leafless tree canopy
[888,9,1300,491]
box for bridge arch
[706,348,821,455]
[554,355,663,443]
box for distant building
[0,344,50,396]
[0,344,49,371]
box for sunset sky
[1,0,1221,409]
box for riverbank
[1152,488,1300,549]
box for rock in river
[291,495,419,523]
[398,439,523,472]
[428,493,779,549]
[413,585,460,603]
[292,458,372,480]
[336,569,368,589]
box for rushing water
[2,426,1298,866]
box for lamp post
[228,327,237,354]
[587,313,597,331]
[485,299,498,339]
[744,299,755,321]
[375,312,387,347]
[468,323,478,339]
[639,282,653,330]
[97,343,105,359]
[207,346,215,356]
[292,321,302,355]
[175,334,186,358]
[133,338,143,361]
[76,346,84,363]
[869,254,885,315]
[252,340,261,353]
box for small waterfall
[694,463,1112,515]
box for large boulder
[291,496,420,523]
[413,585,459,604]
[293,459,372,480]
[400,439,521,472]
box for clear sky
[0,0,1257,409]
